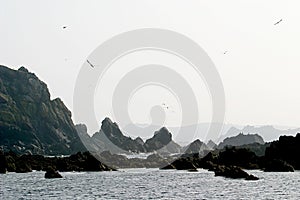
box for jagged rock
[98,118,146,153]
[265,133,300,170]
[183,139,210,154]
[0,65,86,155]
[144,127,172,152]
[91,119,181,155]
[45,167,62,179]
[144,127,181,154]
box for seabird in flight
[87,60,95,68]
[274,19,283,25]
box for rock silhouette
[45,167,62,179]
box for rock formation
[0,65,86,155]
[265,133,300,170]
[218,133,264,149]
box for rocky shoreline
[0,151,115,178]
[1,132,299,180]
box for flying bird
[274,19,283,25]
[63,26,67,29]
[223,51,228,55]
[86,60,95,68]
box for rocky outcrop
[45,167,62,179]
[144,127,181,153]
[183,139,210,155]
[0,65,86,155]
[90,119,181,154]
[199,147,262,170]
[218,133,264,149]
[265,133,300,170]
[98,118,146,153]
[214,165,259,180]
[0,150,115,173]
[144,127,172,151]
[264,159,294,172]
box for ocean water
[1,168,299,199]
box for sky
[1,0,299,134]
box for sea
[1,168,299,199]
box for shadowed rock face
[265,133,300,170]
[99,118,146,153]
[144,127,172,152]
[0,65,86,155]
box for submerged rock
[214,165,259,180]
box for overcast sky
[1,0,299,133]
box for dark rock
[264,159,294,172]
[0,65,86,155]
[214,165,252,179]
[245,174,259,180]
[200,147,262,170]
[45,167,62,179]
[160,164,176,170]
[144,127,181,153]
[98,118,146,153]
[144,127,172,152]
[218,147,261,169]
[15,162,32,173]
[1,150,116,173]
[0,151,7,173]
[265,133,300,170]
